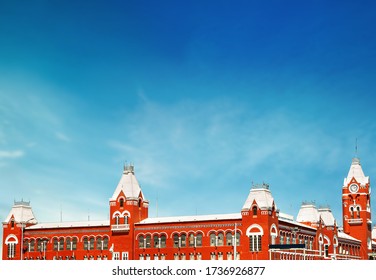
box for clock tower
[342,157,372,259]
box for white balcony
[347,218,363,225]
[111,224,130,232]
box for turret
[2,201,37,260]
[108,164,149,260]
[342,157,372,259]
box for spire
[111,163,145,201]
[344,157,369,187]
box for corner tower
[2,201,37,260]
[342,157,372,259]
[241,183,279,260]
[109,164,149,260]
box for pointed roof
[344,157,369,186]
[111,164,145,201]
[242,183,276,210]
[3,201,38,224]
[318,207,335,227]
[296,202,319,224]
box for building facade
[2,157,376,260]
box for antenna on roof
[355,137,358,158]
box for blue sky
[1,0,376,252]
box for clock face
[349,184,359,193]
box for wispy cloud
[0,150,24,159]
[55,132,71,142]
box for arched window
[72,237,77,250]
[66,237,71,250]
[356,206,360,218]
[37,239,42,252]
[249,235,262,252]
[119,198,124,208]
[97,237,103,250]
[138,235,144,248]
[350,206,354,219]
[226,232,233,246]
[89,237,95,250]
[217,233,224,246]
[83,237,89,250]
[196,233,203,247]
[181,234,186,247]
[210,233,216,246]
[145,235,151,248]
[59,238,64,251]
[7,243,16,259]
[103,237,108,250]
[153,235,159,248]
[11,220,15,228]
[160,235,166,248]
[53,238,58,251]
[29,239,35,252]
[236,232,240,246]
[114,215,119,225]
[188,233,195,247]
[173,234,179,248]
[252,206,258,216]
[124,216,129,224]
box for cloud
[55,132,71,142]
[0,150,24,159]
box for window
[89,237,95,250]
[139,236,145,248]
[210,233,216,246]
[252,206,258,216]
[97,237,103,250]
[249,235,262,252]
[7,243,16,259]
[29,239,35,252]
[188,233,195,247]
[235,232,240,246]
[226,232,233,246]
[145,235,151,248]
[103,237,108,250]
[160,235,166,248]
[59,238,64,251]
[11,220,15,228]
[173,234,179,248]
[119,198,124,207]
[37,239,42,252]
[115,216,119,225]
[83,237,89,250]
[180,234,186,247]
[72,237,78,250]
[324,244,329,257]
[124,216,129,224]
[196,233,203,247]
[153,235,159,248]
[217,233,224,246]
[356,206,360,218]
[53,238,58,251]
[66,237,71,250]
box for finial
[355,138,358,158]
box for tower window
[252,206,258,216]
[119,198,124,208]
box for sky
[1,0,376,256]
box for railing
[111,224,130,232]
[347,218,363,225]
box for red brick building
[2,157,376,260]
